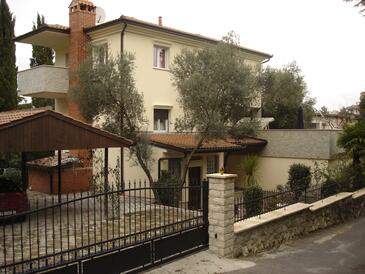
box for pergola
[0,109,132,201]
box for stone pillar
[207,173,236,257]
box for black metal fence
[234,182,340,222]
[0,181,209,274]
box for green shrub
[0,168,21,184]
[244,185,263,217]
[287,164,311,201]
[156,171,181,206]
[321,179,340,198]
[332,164,365,192]
[0,168,22,191]
[241,155,260,188]
[348,164,365,191]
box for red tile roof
[27,153,80,169]
[46,24,70,31]
[149,133,266,153]
[0,108,48,126]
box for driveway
[145,216,365,274]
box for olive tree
[71,53,159,200]
[171,32,260,184]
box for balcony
[18,65,68,98]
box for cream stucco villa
[15,0,274,197]
[15,1,342,203]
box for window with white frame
[154,109,169,132]
[93,43,108,65]
[153,46,168,69]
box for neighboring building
[311,112,356,130]
[15,0,272,195]
[256,129,342,189]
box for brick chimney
[68,0,96,121]
[158,16,162,26]
[68,0,96,163]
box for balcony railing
[17,65,68,98]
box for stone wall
[233,190,365,257]
[258,130,342,160]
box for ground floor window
[168,158,181,178]
[206,155,219,174]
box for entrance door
[188,167,201,209]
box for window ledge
[153,67,170,72]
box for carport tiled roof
[149,133,267,153]
[0,108,132,152]
[0,108,48,126]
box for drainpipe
[120,23,128,52]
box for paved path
[145,216,365,274]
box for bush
[332,164,365,192]
[0,168,22,191]
[321,179,340,198]
[155,171,181,206]
[348,164,365,191]
[244,185,263,217]
[241,155,260,188]
[287,164,311,201]
[0,168,21,184]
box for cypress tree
[30,13,55,108]
[0,0,17,111]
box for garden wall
[233,189,365,257]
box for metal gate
[0,180,209,273]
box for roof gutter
[85,17,272,59]
[261,55,272,64]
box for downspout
[120,23,127,190]
[120,23,127,52]
[259,56,272,118]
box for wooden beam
[58,150,62,203]
[104,148,109,218]
[21,152,27,191]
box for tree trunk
[121,109,161,203]
[180,136,205,187]
[353,152,360,166]
[135,147,161,203]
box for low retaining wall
[233,189,365,257]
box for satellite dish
[96,7,106,24]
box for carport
[0,108,132,201]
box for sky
[8,0,365,110]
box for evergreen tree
[261,62,315,129]
[30,13,55,108]
[0,0,17,112]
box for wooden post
[58,150,62,203]
[21,152,27,191]
[120,147,124,191]
[104,148,109,218]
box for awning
[149,133,267,153]
[0,108,132,153]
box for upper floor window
[153,46,168,69]
[93,43,108,65]
[154,109,169,132]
